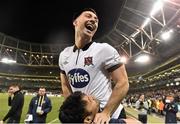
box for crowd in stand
[124,87,180,123]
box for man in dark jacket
[27,87,52,123]
[164,94,178,124]
[2,84,24,124]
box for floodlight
[120,56,127,64]
[0,58,16,64]
[134,54,150,63]
[150,0,164,16]
[161,29,173,40]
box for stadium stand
[0,33,62,93]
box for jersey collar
[73,42,93,52]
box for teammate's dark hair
[59,91,90,123]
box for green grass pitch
[0,93,64,123]
[125,107,164,123]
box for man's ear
[83,115,93,124]
[73,20,77,26]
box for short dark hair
[39,87,46,90]
[9,83,21,90]
[72,8,98,21]
[59,91,91,123]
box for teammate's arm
[94,64,129,123]
[60,73,72,98]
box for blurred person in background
[147,97,152,114]
[136,94,149,124]
[159,98,164,116]
[0,83,24,124]
[164,94,178,124]
[26,87,52,123]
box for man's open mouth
[85,22,96,32]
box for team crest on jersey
[84,57,94,66]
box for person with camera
[164,94,178,124]
[135,94,149,124]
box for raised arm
[94,64,129,123]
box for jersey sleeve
[59,52,66,74]
[101,43,123,72]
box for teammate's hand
[93,112,110,124]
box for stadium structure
[0,33,69,93]
[0,0,180,122]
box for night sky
[0,0,125,44]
